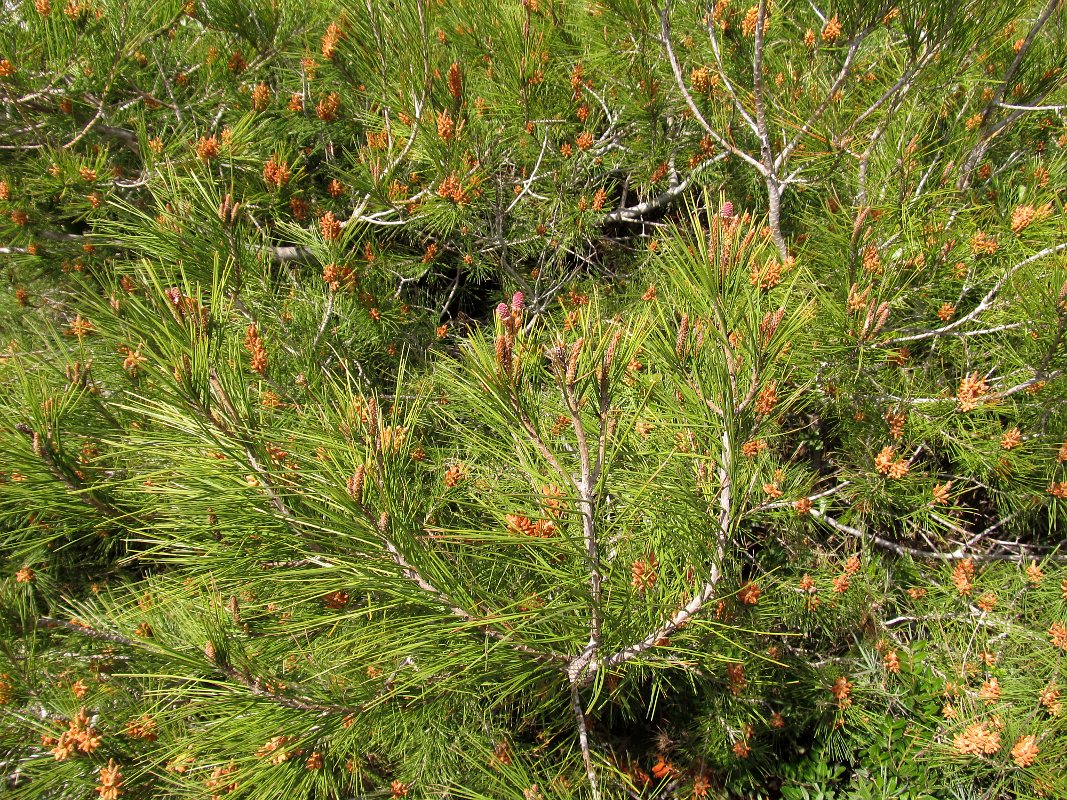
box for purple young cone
[497,302,510,320]
[511,291,525,311]
[720,201,735,219]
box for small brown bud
[566,339,583,385]
[347,465,366,500]
[447,62,462,99]
[676,313,690,359]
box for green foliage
[2,0,1067,798]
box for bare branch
[752,0,788,260]
[658,2,766,175]
[570,681,601,800]
[601,153,726,223]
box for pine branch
[752,0,788,261]
[880,243,1067,345]
[560,352,604,676]
[378,531,570,664]
[704,1,758,133]
[657,2,766,176]
[810,508,1067,562]
[13,423,129,520]
[38,618,358,715]
[601,427,731,674]
[347,414,571,664]
[775,22,875,171]
[209,657,357,715]
[36,617,137,646]
[601,154,727,223]
[570,680,601,800]
[958,0,1062,187]
[200,371,323,553]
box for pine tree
[2,1,1067,798]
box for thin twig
[570,681,601,800]
[310,290,335,352]
[752,0,788,260]
[881,243,1067,345]
[810,508,1066,562]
